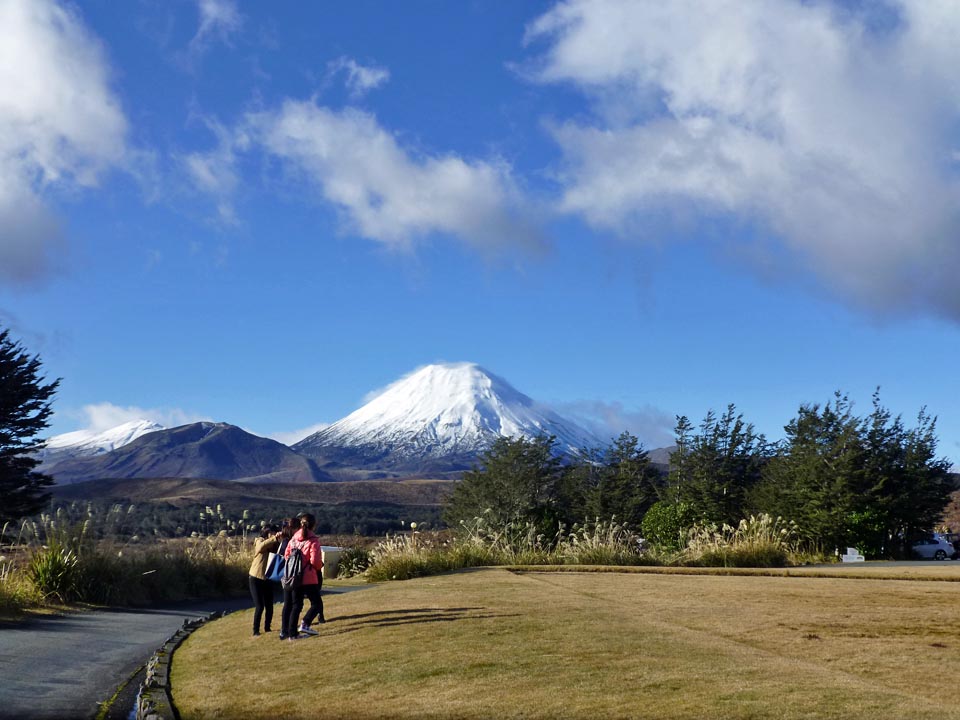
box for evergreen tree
[858,392,952,555]
[668,415,693,504]
[584,431,661,527]
[755,391,953,557]
[0,328,60,523]
[669,406,764,525]
[756,393,868,552]
[443,435,564,531]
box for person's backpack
[281,543,305,591]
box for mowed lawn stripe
[171,569,960,720]
[518,571,959,717]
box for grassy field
[171,567,960,719]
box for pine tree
[0,328,60,523]
[443,435,564,531]
[757,393,866,552]
[585,431,661,527]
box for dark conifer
[0,328,60,523]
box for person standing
[281,512,325,640]
[248,524,281,636]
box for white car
[911,535,957,561]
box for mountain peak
[294,362,599,473]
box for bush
[641,501,695,551]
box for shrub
[641,501,695,551]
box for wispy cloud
[268,423,330,447]
[0,0,128,287]
[62,402,211,434]
[188,0,242,57]
[248,100,543,252]
[553,399,676,450]
[180,118,248,225]
[328,56,390,97]
[527,0,960,319]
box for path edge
[135,610,227,720]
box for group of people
[247,512,326,640]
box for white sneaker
[298,625,319,636]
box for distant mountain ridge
[38,419,165,468]
[44,422,332,485]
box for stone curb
[135,610,228,720]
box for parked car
[911,535,958,561]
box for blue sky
[2,0,959,464]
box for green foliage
[669,406,765,526]
[753,390,953,557]
[0,328,60,524]
[578,432,663,527]
[29,540,81,602]
[641,500,696,551]
[443,435,565,531]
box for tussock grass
[1,514,251,616]
[364,518,658,581]
[681,514,799,567]
[171,568,960,720]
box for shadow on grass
[312,606,519,636]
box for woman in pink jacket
[280,512,325,640]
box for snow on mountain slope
[39,419,165,464]
[294,363,600,470]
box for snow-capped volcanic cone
[38,419,165,467]
[293,362,601,476]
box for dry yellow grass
[171,568,960,720]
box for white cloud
[268,422,330,447]
[0,0,128,287]
[71,402,211,433]
[180,120,248,225]
[527,0,960,318]
[248,100,542,251]
[554,399,675,449]
[328,56,391,97]
[190,0,242,54]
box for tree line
[445,392,955,558]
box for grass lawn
[171,567,960,719]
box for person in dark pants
[248,524,281,636]
[281,512,325,640]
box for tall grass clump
[363,515,658,581]
[454,514,557,566]
[681,514,799,568]
[557,518,656,566]
[336,545,372,578]
[365,531,449,581]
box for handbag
[265,551,284,583]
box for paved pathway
[0,596,248,720]
[0,587,366,720]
